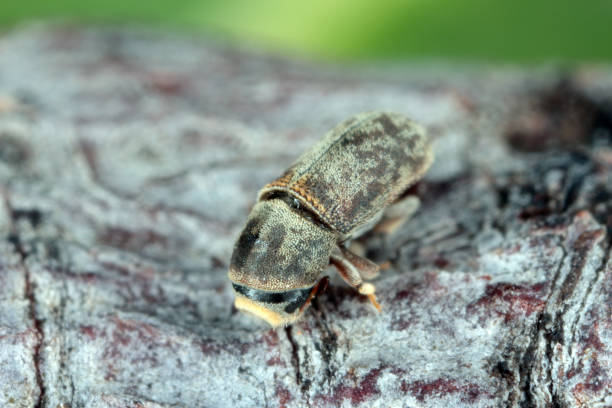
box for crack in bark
[518,223,609,407]
[310,301,339,389]
[546,313,564,408]
[560,155,593,212]
[541,238,582,407]
[57,274,75,407]
[518,314,542,408]
[568,238,611,356]
[10,234,45,407]
[284,326,304,391]
[5,195,47,408]
[545,226,607,407]
[519,242,567,407]
[25,262,46,408]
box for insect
[229,111,433,326]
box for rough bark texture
[0,25,611,408]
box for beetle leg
[330,246,382,312]
[373,195,420,235]
[330,247,363,285]
[337,245,380,280]
[298,276,329,314]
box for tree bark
[0,25,611,407]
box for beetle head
[228,199,336,326]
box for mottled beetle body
[229,111,433,326]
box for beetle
[228,111,433,326]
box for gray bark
[0,24,611,408]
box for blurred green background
[1,0,611,62]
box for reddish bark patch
[198,338,226,356]
[585,358,608,393]
[434,257,450,268]
[405,378,483,403]
[424,270,446,292]
[573,358,609,398]
[79,325,99,340]
[315,367,384,406]
[138,280,167,304]
[266,355,283,367]
[103,317,160,357]
[262,330,284,366]
[389,310,419,331]
[389,280,425,330]
[275,383,293,408]
[468,282,547,323]
[148,72,185,95]
[262,330,279,347]
[580,322,605,352]
[99,317,168,381]
[392,282,421,302]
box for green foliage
[1,0,610,62]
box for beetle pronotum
[229,111,433,326]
